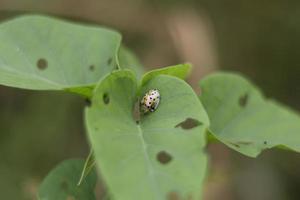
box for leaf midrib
[136,124,161,200]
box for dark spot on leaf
[85,98,91,107]
[107,58,112,65]
[103,93,109,104]
[229,142,240,148]
[133,100,140,122]
[157,151,172,164]
[175,118,202,130]
[237,141,253,145]
[60,180,68,191]
[264,141,267,145]
[229,141,253,148]
[167,191,180,200]
[239,93,248,107]
[37,58,47,70]
[89,65,95,71]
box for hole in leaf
[89,65,95,71]
[157,151,172,164]
[103,93,110,104]
[167,191,180,200]
[175,118,202,130]
[239,93,248,107]
[85,98,91,107]
[37,58,48,70]
[107,57,112,65]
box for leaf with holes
[199,72,300,157]
[38,159,97,200]
[85,70,209,200]
[0,15,121,93]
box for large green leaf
[199,72,300,157]
[0,15,121,91]
[38,159,97,200]
[85,70,209,200]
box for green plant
[0,15,299,200]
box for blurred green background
[0,0,299,199]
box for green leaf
[38,159,97,200]
[85,70,209,200]
[118,45,144,80]
[199,72,300,157]
[0,15,121,91]
[141,63,191,86]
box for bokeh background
[0,0,300,199]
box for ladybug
[140,89,160,113]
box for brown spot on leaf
[132,100,140,123]
[175,118,202,130]
[157,151,172,164]
[103,93,110,104]
[167,191,180,200]
[37,58,47,70]
[239,93,248,107]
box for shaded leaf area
[0,15,121,91]
[85,70,209,200]
[38,159,97,200]
[199,72,300,157]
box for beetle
[140,89,160,113]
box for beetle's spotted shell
[140,89,160,113]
